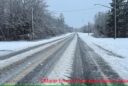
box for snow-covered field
[0,33,72,57]
[79,33,128,80]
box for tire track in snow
[45,35,77,85]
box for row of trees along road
[0,0,73,41]
[81,0,128,38]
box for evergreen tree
[107,0,125,37]
[124,0,128,36]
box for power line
[50,7,98,13]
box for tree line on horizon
[81,0,128,38]
[0,0,73,41]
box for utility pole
[114,0,117,39]
[32,7,34,40]
[88,23,89,36]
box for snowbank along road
[0,33,127,86]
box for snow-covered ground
[78,33,128,80]
[0,33,72,57]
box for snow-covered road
[79,33,128,80]
[0,33,127,86]
[0,33,72,57]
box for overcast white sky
[46,0,111,28]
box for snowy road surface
[0,33,72,57]
[0,33,127,86]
